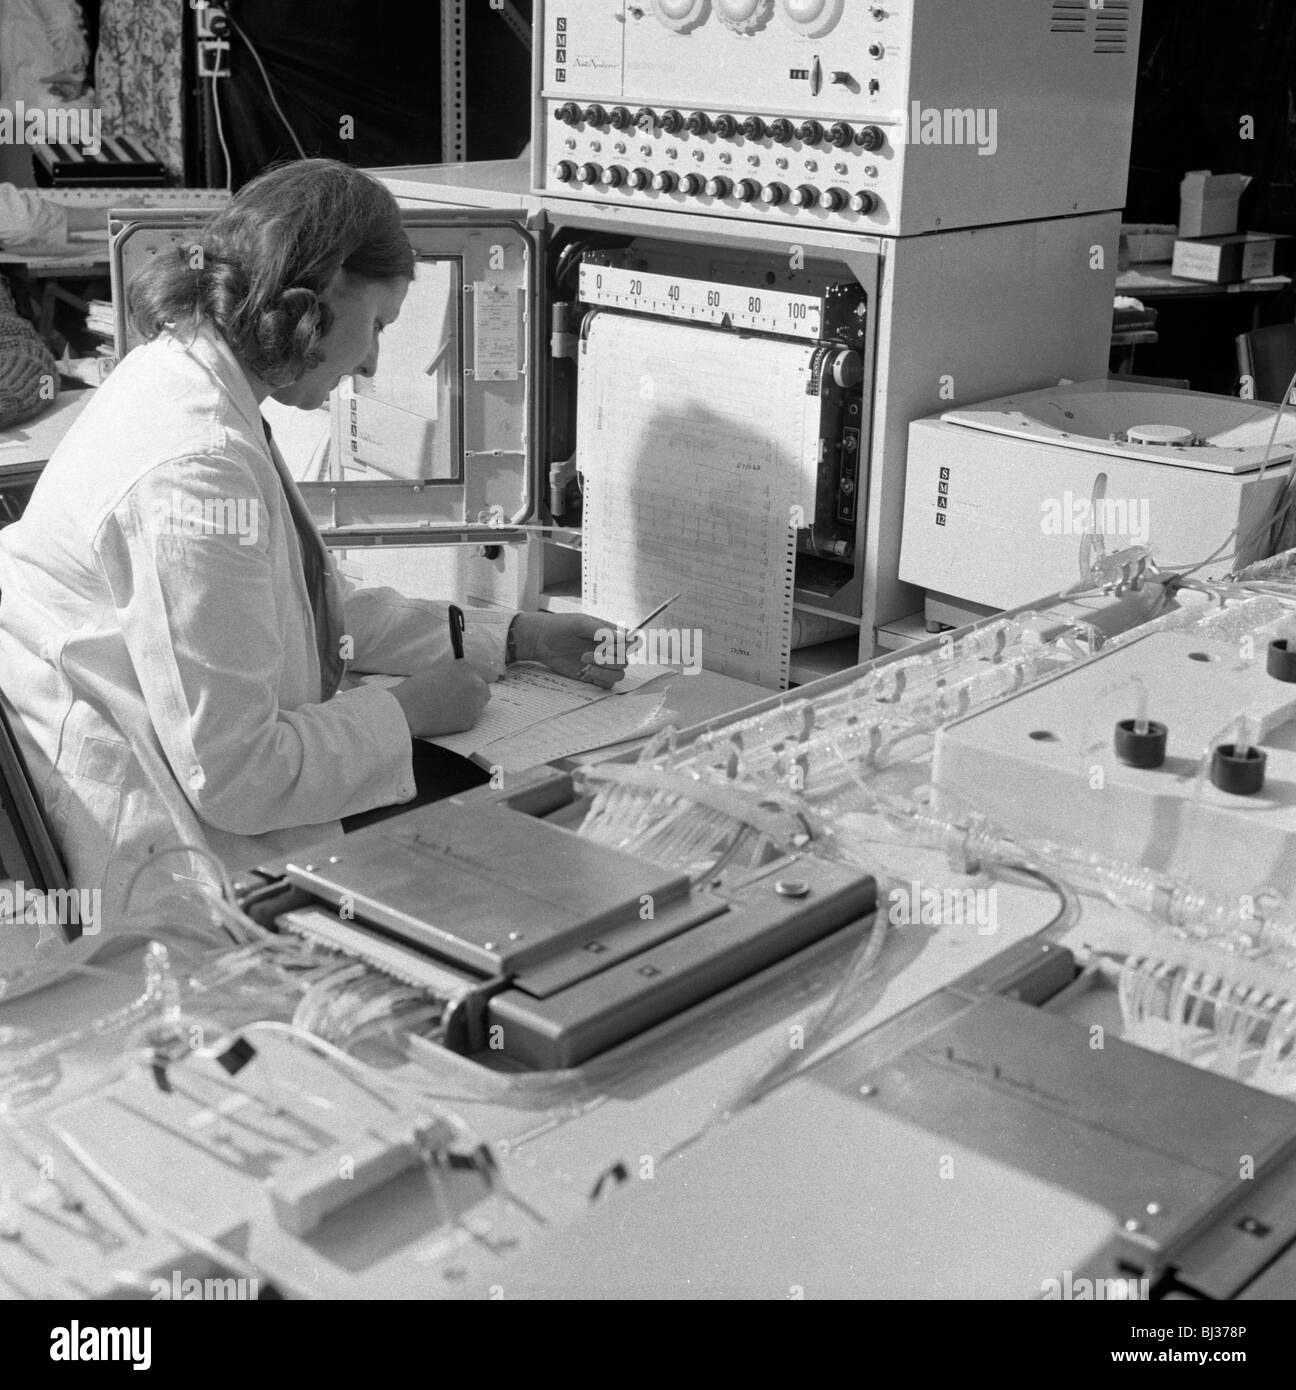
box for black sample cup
[1114,718,1167,768]
[1211,743,1266,796]
[1268,639,1296,683]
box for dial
[601,165,626,187]
[660,109,685,134]
[856,125,885,152]
[741,116,767,140]
[635,107,659,131]
[767,118,794,142]
[705,175,733,197]
[576,163,602,185]
[760,182,788,205]
[686,111,712,135]
[626,167,652,189]
[849,189,879,214]
[679,173,705,195]
[583,104,608,127]
[779,0,844,39]
[652,170,678,191]
[789,184,818,207]
[609,106,634,130]
[796,119,823,143]
[555,103,582,126]
[827,121,854,148]
[552,160,577,183]
[818,187,847,211]
[715,0,773,33]
[713,113,738,138]
[735,178,761,202]
[651,0,710,33]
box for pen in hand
[448,604,465,660]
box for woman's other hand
[510,611,629,689]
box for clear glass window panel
[340,257,462,484]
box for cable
[120,841,237,935]
[227,16,308,160]
[208,44,233,192]
[1170,368,1296,579]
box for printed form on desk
[358,664,672,770]
[577,311,816,690]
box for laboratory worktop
[5,573,1296,1302]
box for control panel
[535,0,1143,235]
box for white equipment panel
[933,627,1296,900]
[900,381,1296,611]
[535,0,1142,234]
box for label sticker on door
[473,283,520,382]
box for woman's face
[271,270,409,409]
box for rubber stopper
[1114,718,1167,768]
[1267,639,1296,683]
[1211,743,1266,796]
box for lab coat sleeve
[340,574,514,677]
[96,455,418,837]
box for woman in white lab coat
[0,159,619,977]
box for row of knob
[555,103,885,152]
[552,162,878,212]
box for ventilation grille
[1050,0,1133,55]
[1050,0,1086,34]
[1093,0,1132,55]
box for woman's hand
[510,612,629,689]
[389,659,494,737]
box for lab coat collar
[162,319,271,448]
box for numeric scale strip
[579,263,824,340]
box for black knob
[849,189,879,214]
[857,125,885,151]
[634,107,658,131]
[652,169,678,192]
[768,118,794,142]
[660,108,684,134]
[686,110,711,135]
[761,182,788,205]
[679,173,704,195]
[827,122,854,148]
[705,175,733,198]
[626,167,651,189]
[556,102,582,126]
[789,184,818,207]
[576,163,601,185]
[819,187,847,211]
[735,178,761,202]
[796,119,823,143]
[713,114,738,138]
[742,115,767,139]
[609,105,634,130]
[583,104,608,127]
[600,165,626,187]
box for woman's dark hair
[128,159,415,387]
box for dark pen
[448,604,465,659]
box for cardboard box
[1119,223,1177,266]
[1171,231,1292,284]
[1179,171,1250,238]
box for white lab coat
[0,321,512,959]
